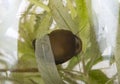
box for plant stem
[0,68,38,73]
[81,54,90,84]
[81,55,86,76]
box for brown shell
[49,29,82,64]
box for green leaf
[115,25,120,82]
[75,0,90,52]
[29,0,50,12]
[18,6,52,69]
[49,0,78,34]
[76,0,89,28]
[18,11,36,68]
[85,26,102,72]
[66,56,81,70]
[63,76,78,84]
[11,73,44,84]
[66,0,77,19]
[34,12,52,38]
[88,70,113,84]
[17,54,37,68]
[61,69,86,83]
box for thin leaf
[88,70,113,84]
[11,73,43,84]
[29,0,50,12]
[85,26,102,72]
[66,56,81,70]
[75,0,90,52]
[66,0,77,19]
[49,0,78,34]
[34,12,52,38]
[63,76,78,84]
[61,69,86,83]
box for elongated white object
[35,35,64,84]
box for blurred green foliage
[0,0,116,84]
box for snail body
[33,29,82,64]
